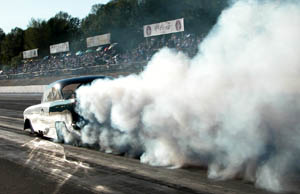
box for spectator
[2,32,204,79]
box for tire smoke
[74,0,300,192]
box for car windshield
[41,76,107,103]
[42,86,63,102]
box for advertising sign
[23,49,38,59]
[87,33,111,48]
[144,18,184,37]
[50,42,70,54]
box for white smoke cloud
[74,0,300,192]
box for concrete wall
[0,85,46,93]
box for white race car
[24,75,109,140]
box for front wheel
[24,119,34,134]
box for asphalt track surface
[0,94,295,194]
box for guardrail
[0,85,46,93]
[0,62,146,81]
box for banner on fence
[23,49,38,59]
[144,18,184,38]
[50,42,70,54]
[87,33,111,48]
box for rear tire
[55,121,65,143]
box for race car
[23,75,110,140]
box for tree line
[0,0,228,69]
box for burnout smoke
[74,0,300,192]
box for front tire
[24,119,34,134]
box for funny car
[23,75,110,140]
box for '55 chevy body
[23,75,110,140]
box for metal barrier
[0,62,147,81]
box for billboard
[144,18,184,38]
[50,42,70,54]
[23,49,38,59]
[86,33,111,48]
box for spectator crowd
[1,33,204,77]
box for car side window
[61,83,80,100]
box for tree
[0,28,5,41]
[55,11,72,20]
[23,12,81,56]
[0,28,6,66]
[24,19,50,56]
[1,0,229,65]
[90,3,104,14]
[81,0,228,50]
[0,28,24,66]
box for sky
[0,0,111,33]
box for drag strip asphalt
[0,93,278,194]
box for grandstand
[0,29,203,81]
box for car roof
[48,75,112,89]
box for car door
[39,85,63,137]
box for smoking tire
[55,121,66,143]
